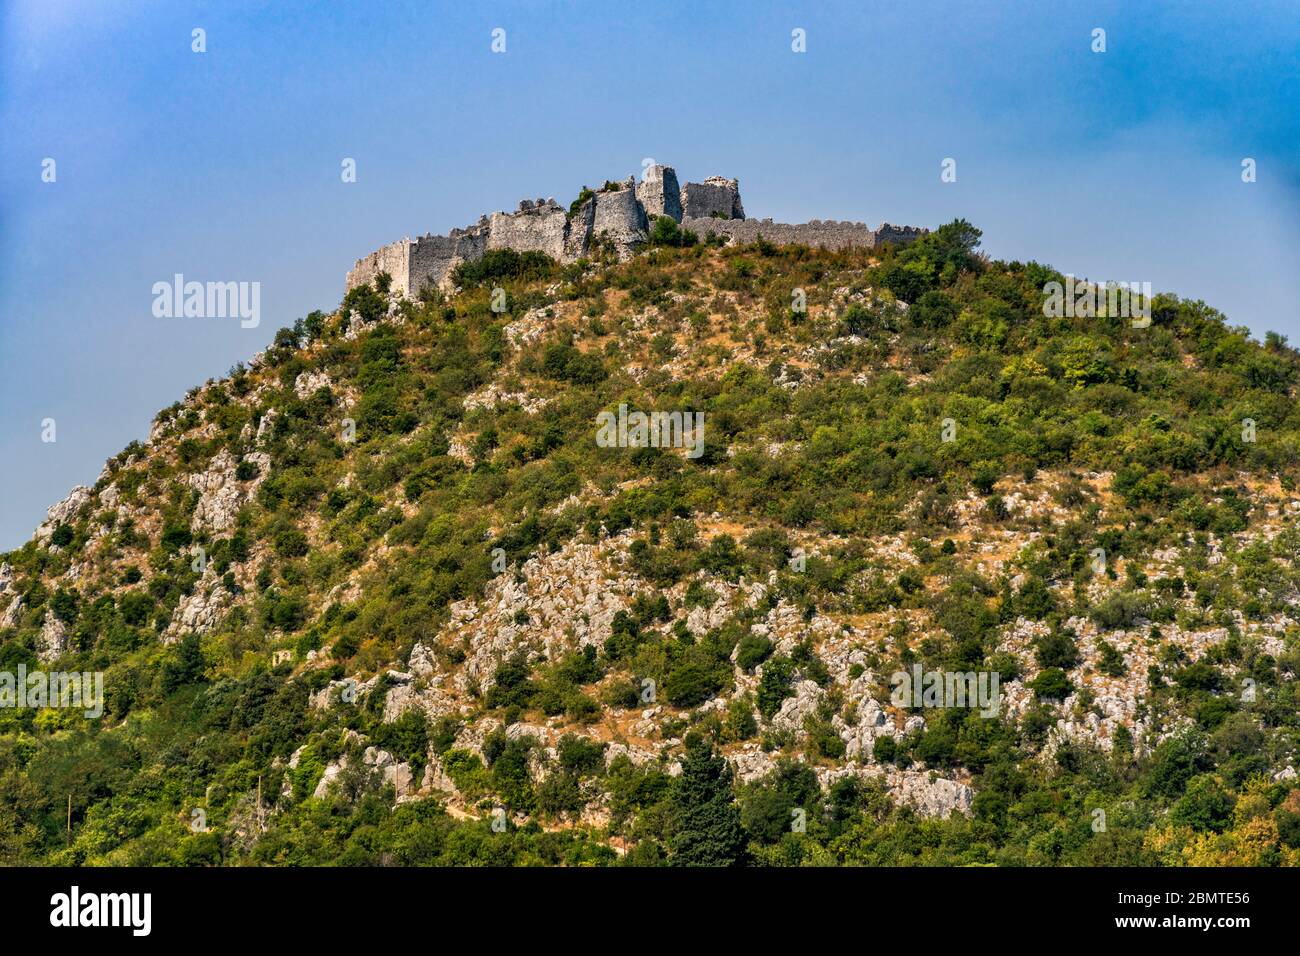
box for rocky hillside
[3,221,1300,866]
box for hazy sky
[2,0,1298,550]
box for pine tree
[670,735,747,866]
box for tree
[341,282,385,324]
[662,656,726,708]
[1145,730,1208,799]
[1016,575,1055,619]
[452,248,555,287]
[903,218,983,276]
[648,215,697,248]
[1034,629,1079,670]
[161,633,207,692]
[756,656,795,719]
[1170,775,1234,833]
[50,588,80,624]
[1028,667,1072,701]
[568,186,595,216]
[669,737,747,866]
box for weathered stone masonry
[346,164,926,299]
[681,217,926,250]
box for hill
[3,220,1300,866]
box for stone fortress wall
[346,164,926,299]
[681,217,927,250]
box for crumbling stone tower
[679,176,745,220]
[635,164,682,222]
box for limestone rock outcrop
[1,595,24,629]
[188,449,270,533]
[293,369,334,399]
[449,533,639,695]
[769,679,825,735]
[33,486,93,545]
[311,742,415,801]
[38,612,69,662]
[164,578,233,642]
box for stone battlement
[346,165,925,299]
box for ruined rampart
[345,164,925,298]
[681,217,927,251]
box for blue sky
[2,0,1298,549]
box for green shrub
[1028,667,1072,701]
[453,249,556,287]
[757,657,795,719]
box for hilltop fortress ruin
[346,164,926,299]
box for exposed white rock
[382,669,458,724]
[37,613,69,663]
[451,533,640,694]
[835,693,895,760]
[603,741,659,769]
[506,722,550,744]
[312,731,417,800]
[883,769,973,817]
[503,307,554,348]
[729,744,780,784]
[188,449,270,532]
[421,752,457,794]
[312,759,349,799]
[363,746,416,800]
[732,749,973,818]
[769,679,824,735]
[816,766,974,818]
[463,382,550,416]
[310,679,354,712]
[255,409,278,445]
[408,642,437,679]
[1,595,24,629]
[293,369,333,400]
[33,486,92,544]
[164,579,232,642]
[343,311,366,341]
[446,435,474,466]
[310,669,412,713]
